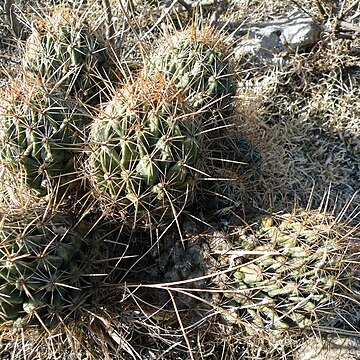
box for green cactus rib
[86,78,204,226]
[23,8,107,100]
[0,210,87,326]
[219,210,358,338]
[0,80,88,196]
[146,27,236,124]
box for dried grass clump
[236,31,360,217]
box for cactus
[86,76,204,227]
[23,7,107,102]
[210,209,358,342]
[145,27,236,125]
[0,78,89,197]
[0,208,88,327]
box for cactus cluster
[0,3,265,341]
[0,209,87,326]
[84,27,261,226]
[23,8,107,101]
[0,11,276,348]
[0,78,88,197]
[86,76,204,226]
[211,210,357,340]
[0,3,358,359]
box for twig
[139,0,187,42]
[168,291,195,360]
[342,0,360,17]
[100,0,115,41]
[314,0,327,18]
[4,0,23,39]
[177,0,193,18]
[339,20,360,33]
[124,0,136,16]
[289,0,318,20]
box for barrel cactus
[23,7,107,102]
[0,208,88,327]
[209,209,358,345]
[86,76,204,227]
[145,27,236,125]
[0,78,88,197]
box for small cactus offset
[0,78,89,197]
[23,7,108,102]
[0,208,88,327]
[145,26,236,125]
[86,76,204,227]
[209,209,359,343]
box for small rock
[293,335,360,360]
[234,29,286,66]
[281,14,321,50]
[234,11,321,66]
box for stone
[234,10,321,66]
[293,335,360,360]
[281,15,321,49]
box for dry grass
[236,33,360,217]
